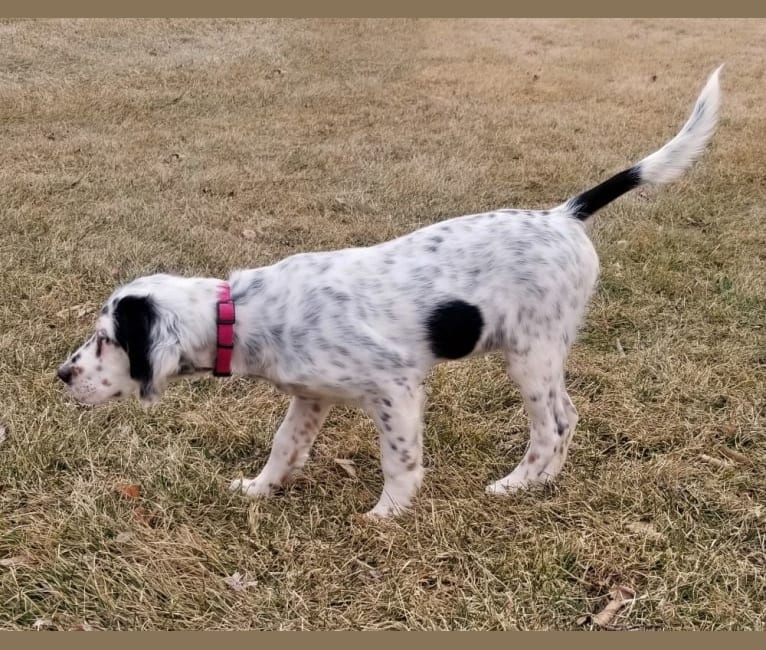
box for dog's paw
[229,476,274,499]
[486,470,556,496]
[362,508,404,526]
[363,507,390,520]
[485,476,528,496]
[364,499,409,520]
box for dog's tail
[562,65,723,221]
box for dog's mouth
[62,384,126,407]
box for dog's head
[56,275,197,406]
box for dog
[57,67,722,518]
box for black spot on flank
[381,412,390,422]
[384,423,391,432]
[389,442,398,451]
[382,398,392,407]
[426,300,484,360]
[530,394,539,402]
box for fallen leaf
[69,622,95,631]
[700,453,731,468]
[223,571,258,591]
[180,411,208,426]
[353,557,383,582]
[626,521,663,541]
[242,229,257,240]
[717,446,751,465]
[0,423,6,446]
[56,302,97,319]
[115,532,134,543]
[115,483,141,499]
[132,505,156,527]
[334,458,357,478]
[33,618,54,631]
[721,423,737,437]
[0,555,30,568]
[590,586,636,627]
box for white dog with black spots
[58,67,722,518]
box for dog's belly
[272,379,373,406]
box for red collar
[214,283,235,377]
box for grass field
[0,19,764,630]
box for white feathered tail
[564,65,723,221]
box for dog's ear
[113,295,156,399]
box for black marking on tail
[569,166,642,221]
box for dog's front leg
[230,396,332,499]
[364,386,425,518]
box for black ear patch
[426,300,484,360]
[113,295,156,398]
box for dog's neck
[158,276,229,376]
[158,272,276,383]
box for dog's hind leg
[230,396,332,499]
[486,348,578,495]
[363,385,426,518]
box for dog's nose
[57,366,73,384]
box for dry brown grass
[1,19,765,630]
